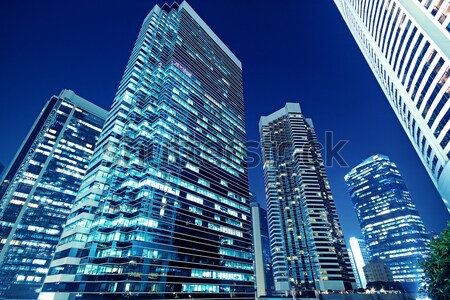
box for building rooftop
[259,103,302,130]
[145,1,242,69]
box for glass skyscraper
[260,206,275,296]
[348,237,370,288]
[260,103,355,293]
[334,0,450,213]
[345,154,430,283]
[0,89,107,299]
[250,197,274,297]
[40,2,253,300]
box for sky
[0,0,448,240]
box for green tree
[421,222,450,300]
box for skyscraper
[347,250,360,288]
[0,89,107,299]
[251,196,274,297]
[348,237,370,288]
[40,2,253,300]
[334,0,450,212]
[260,207,275,296]
[251,201,267,298]
[259,103,355,293]
[345,154,430,283]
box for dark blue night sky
[0,0,448,239]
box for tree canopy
[421,222,450,300]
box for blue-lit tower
[345,154,430,283]
[251,196,274,297]
[0,90,107,299]
[40,2,253,300]
[260,103,355,293]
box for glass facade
[40,2,253,300]
[348,237,370,288]
[0,89,107,299]
[334,0,450,213]
[345,154,430,283]
[250,198,274,297]
[259,103,355,293]
[260,206,275,296]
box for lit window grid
[40,3,253,299]
[345,155,431,282]
[260,105,355,292]
[0,92,106,299]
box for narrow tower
[251,194,274,297]
[259,103,355,293]
[348,237,370,288]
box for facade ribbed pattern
[418,0,450,29]
[259,103,355,293]
[40,2,252,300]
[334,0,450,212]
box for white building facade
[348,237,370,288]
[334,0,450,212]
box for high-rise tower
[250,196,274,297]
[348,237,370,288]
[334,0,450,212]
[40,2,253,300]
[259,103,355,293]
[345,154,430,283]
[251,201,267,298]
[0,90,107,299]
